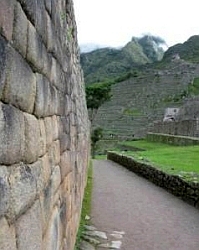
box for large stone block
[60,151,72,181]
[0,0,14,41]
[12,2,28,57]
[16,200,42,250]
[39,119,47,157]
[0,35,8,99]
[43,206,62,250]
[0,103,25,165]
[34,74,59,117]
[50,57,65,92]
[8,163,37,220]
[35,0,47,45]
[0,217,17,250]
[0,166,10,217]
[24,113,40,164]
[46,11,57,53]
[44,116,53,148]
[45,0,52,14]
[60,133,70,153]
[27,21,44,72]
[18,0,37,24]
[48,140,61,167]
[3,47,36,113]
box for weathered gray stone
[8,163,37,220]
[45,0,52,14]
[51,165,61,194]
[16,200,42,250]
[60,133,70,153]
[29,160,45,195]
[39,119,47,157]
[18,0,37,24]
[50,57,65,92]
[3,47,36,113]
[24,113,40,164]
[46,11,56,53]
[27,21,44,72]
[83,231,107,240]
[44,116,53,148]
[0,103,25,165]
[79,240,96,250]
[35,0,47,44]
[12,2,28,57]
[51,115,59,141]
[0,217,17,250]
[34,74,50,118]
[0,35,8,99]
[48,140,61,166]
[0,0,14,41]
[81,235,100,245]
[0,166,10,217]
[60,151,72,181]
[43,206,62,250]
[40,153,51,186]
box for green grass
[119,140,199,182]
[75,161,93,249]
[95,154,107,160]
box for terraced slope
[93,61,199,138]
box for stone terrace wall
[107,152,199,209]
[0,0,90,250]
[147,132,199,146]
[149,119,199,138]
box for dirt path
[91,160,199,250]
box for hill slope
[81,35,165,84]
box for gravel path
[91,160,199,250]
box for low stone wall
[107,152,199,209]
[147,132,199,146]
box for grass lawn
[119,140,199,181]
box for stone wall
[107,152,199,209]
[146,132,199,146]
[0,0,90,249]
[149,119,199,138]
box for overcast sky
[73,0,199,48]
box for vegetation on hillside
[81,35,165,84]
[163,35,199,63]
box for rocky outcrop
[0,0,90,250]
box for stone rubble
[79,224,125,250]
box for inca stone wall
[0,0,90,249]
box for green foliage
[91,127,103,158]
[75,161,93,250]
[188,77,199,96]
[86,82,112,110]
[123,108,142,116]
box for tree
[86,82,112,123]
[85,82,112,157]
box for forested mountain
[81,35,166,84]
